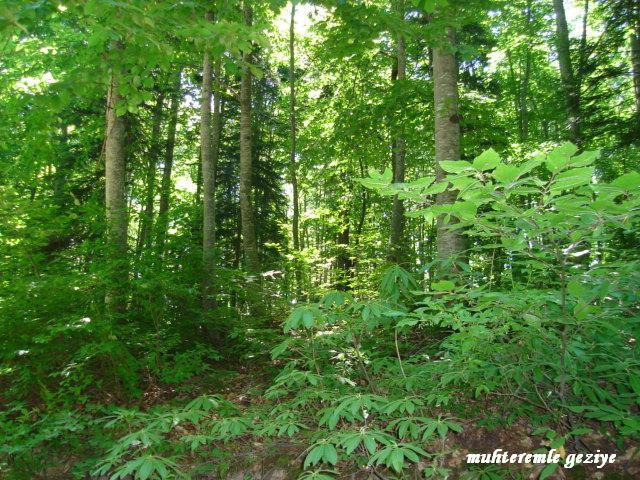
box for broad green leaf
[322,444,338,465]
[550,167,594,193]
[493,164,520,184]
[439,160,473,173]
[611,171,640,190]
[473,148,500,171]
[546,142,578,172]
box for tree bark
[389,0,407,265]
[289,2,303,297]
[201,15,216,312]
[105,66,128,314]
[553,0,581,145]
[631,7,640,125]
[136,90,165,258]
[239,3,261,275]
[335,201,352,291]
[434,27,466,276]
[156,68,181,255]
[520,0,532,141]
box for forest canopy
[0,0,639,479]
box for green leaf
[568,149,599,168]
[546,142,578,172]
[436,422,448,438]
[363,435,377,454]
[630,375,640,396]
[431,280,454,292]
[539,461,559,480]
[322,443,338,465]
[439,160,473,173]
[550,167,594,193]
[390,448,404,472]
[302,309,314,328]
[473,148,501,171]
[493,164,520,184]
[138,457,155,480]
[304,445,325,468]
[611,171,640,190]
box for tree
[553,0,581,144]
[289,1,303,296]
[239,2,261,275]
[201,11,216,313]
[136,89,165,258]
[156,68,182,256]
[389,0,407,265]
[104,48,128,314]
[433,26,466,276]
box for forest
[1,0,640,478]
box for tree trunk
[433,27,466,276]
[335,202,352,291]
[105,67,128,314]
[289,2,303,297]
[136,90,165,258]
[521,0,532,141]
[156,68,181,255]
[553,0,581,145]
[389,0,407,265]
[631,9,640,126]
[239,3,261,275]
[201,17,216,313]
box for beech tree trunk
[553,0,581,145]
[631,11,640,125]
[156,68,181,255]
[389,0,407,265]
[136,90,165,257]
[240,3,261,275]
[201,20,216,312]
[289,2,302,297]
[434,27,466,276]
[105,67,128,314]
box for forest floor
[89,365,639,480]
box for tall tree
[289,1,302,296]
[631,4,640,124]
[239,2,261,274]
[201,12,217,313]
[553,0,581,144]
[389,0,407,264]
[156,69,181,256]
[136,89,165,257]
[433,26,466,275]
[208,59,223,306]
[105,57,128,314]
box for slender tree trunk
[389,0,407,265]
[553,0,581,145]
[289,2,303,297]
[136,90,165,258]
[156,68,181,255]
[240,3,261,274]
[356,158,368,244]
[433,27,466,276]
[335,201,352,291]
[201,15,217,314]
[105,67,128,314]
[506,50,523,140]
[53,123,74,208]
[631,7,640,126]
[520,0,532,141]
